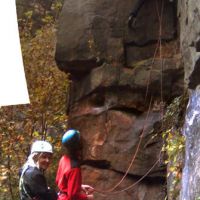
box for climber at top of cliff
[128,0,174,29]
[128,0,145,29]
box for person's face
[38,152,52,170]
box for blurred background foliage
[0,1,68,199]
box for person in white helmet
[19,140,57,200]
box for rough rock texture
[181,89,200,200]
[179,0,200,199]
[178,0,200,90]
[56,0,184,199]
[55,0,177,78]
[82,166,166,200]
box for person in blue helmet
[56,129,94,200]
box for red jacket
[56,155,87,200]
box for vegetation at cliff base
[162,95,188,200]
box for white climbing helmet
[31,140,53,154]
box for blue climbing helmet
[62,129,80,146]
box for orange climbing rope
[99,155,161,195]
[157,0,165,125]
[93,96,153,195]
[93,0,166,196]
[145,0,165,106]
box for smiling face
[37,152,53,170]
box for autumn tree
[0,1,68,199]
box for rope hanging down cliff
[93,0,167,196]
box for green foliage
[162,95,188,200]
[163,129,185,165]
[162,128,184,196]
[21,24,69,135]
[17,0,64,36]
[163,96,186,128]
[0,1,67,199]
[24,10,33,19]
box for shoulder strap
[19,166,33,200]
[70,159,80,168]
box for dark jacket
[19,166,57,200]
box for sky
[0,1,30,107]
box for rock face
[56,0,177,78]
[178,0,200,90]
[181,90,200,200]
[82,166,165,200]
[56,0,183,199]
[179,0,200,199]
